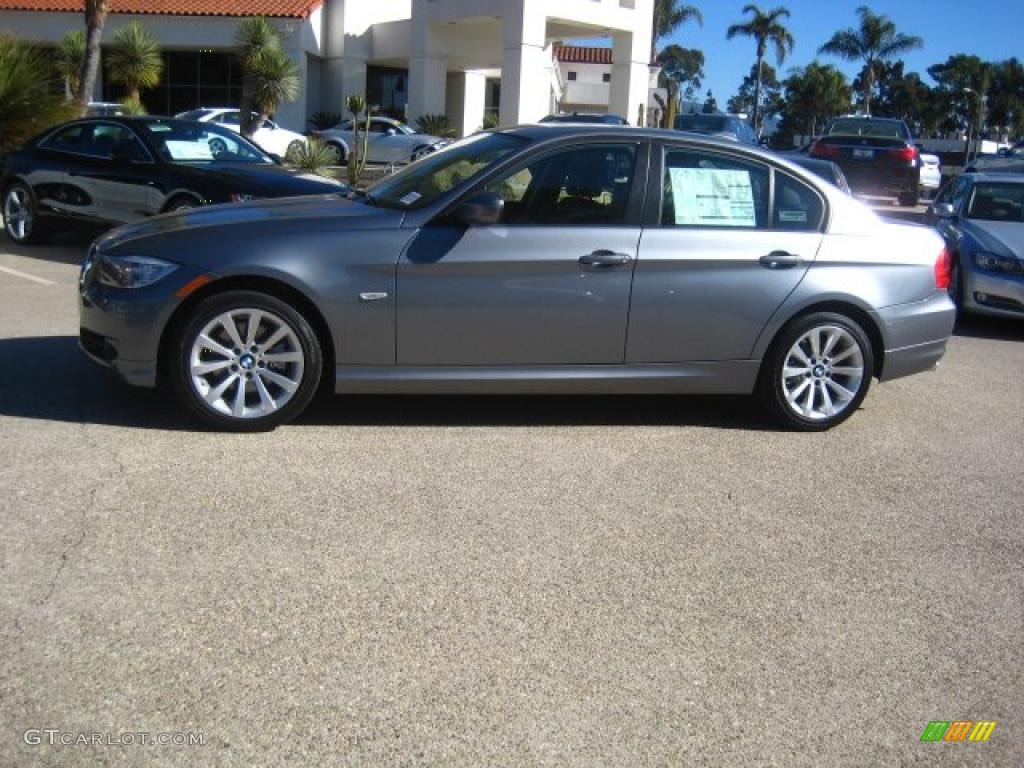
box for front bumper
[78,260,206,388]
[873,292,957,382]
[962,267,1024,318]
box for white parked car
[315,116,449,164]
[175,108,306,158]
[919,152,942,198]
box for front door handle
[579,249,632,267]
[759,251,803,269]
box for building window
[366,66,409,121]
[567,71,577,81]
[102,50,242,116]
[602,73,611,83]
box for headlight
[973,251,1024,274]
[97,254,179,288]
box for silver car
[931,172,1024,318]
[78,126,956,431]
[316,116,449,164]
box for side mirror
[456,191,503,225]
[932,202,956,219]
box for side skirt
[335,362,761,395]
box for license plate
[852,148,874,159]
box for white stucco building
[0,0,653,135]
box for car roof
[964,172,1024,184]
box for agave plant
[415,113,456,138]
[284,137,338,177]
[106,21,163,104]
[309,111,342,131]
[0,35,74,153]
[55,29,86,98]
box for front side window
[965,183,1024,222]
[661,148,769,228]
[484,144,638,226]
[138,119,272,164]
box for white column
[499,0,550,126]
[447,70,487,136]
[341,56,367,111]
[609,29,651,126]
[407,54,447,123]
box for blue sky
[579,0,1023,102]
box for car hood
[963,219,1024,256]
[179,161,347,195]
[97,194,405,252]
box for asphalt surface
[1,223,1022,767]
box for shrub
[415,113,456,138]
[482,112,499,130]
[309,111,342,131]
[285,137,337,177]
[0,35,74,154]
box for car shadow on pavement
[953,314,1024,342]
[1,231,94,265]
[1,336,773,431]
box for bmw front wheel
[170,291,322,431]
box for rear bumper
[873,292,957,382]
[840,165,919,197]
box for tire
[168,290,323,431]
[898,189,918,207]
[3,181,48,245]
[327,142,346,165]
[164,195,199,213]
[209,137,228,156]
[758,312,875,431]
[948,259,966,312]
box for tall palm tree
[235,17,282,138]
[818,6,922,116]
[727,5,794,136]
[75,0,110,115]
[106,22,163,107]
[55,30,86,99]
[651,1,703,62]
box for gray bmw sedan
[78,125,956,431]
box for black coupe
[2,116,346,245]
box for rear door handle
[579,249,632,267]
[759,251,803,269]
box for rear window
[674,115,732,134]
[826,119,907,140]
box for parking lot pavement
[1,240,1022,768]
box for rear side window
[774,173,825,230]
[661,149,769,228]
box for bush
[482,112,499,130]
[284,137,337,177]
[309,111,342,131]
[0,35,74,154]
[415,113,457,138]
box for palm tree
[236,17,282,138]
[0,35,74,153]
[818,6,922,116]
[106,22,163,109]
[651,1,703,62]
[75,0,110,115]
[726,4,795,136]
[55,30,86,99]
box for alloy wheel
[189,308,305,419]
[780,324,865,421]
[4,186,33,242]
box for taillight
[934,247,951,290]
[889,145,918,162]
[810,141,840,159]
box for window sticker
[669,168,756,227]
[399,191,422,205]
[778,209,808,223]
[164,140,213,161]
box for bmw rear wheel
[759,312,874,431]
[171,291,322,431]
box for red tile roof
[554,45,613,65]
[0,0,323,18]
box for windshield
[674,115,732,133]
[966,183,1024,222]
[175,109,213,121]
[367,132,528,209]
[137,119,273,164]
[826,119,907,139]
